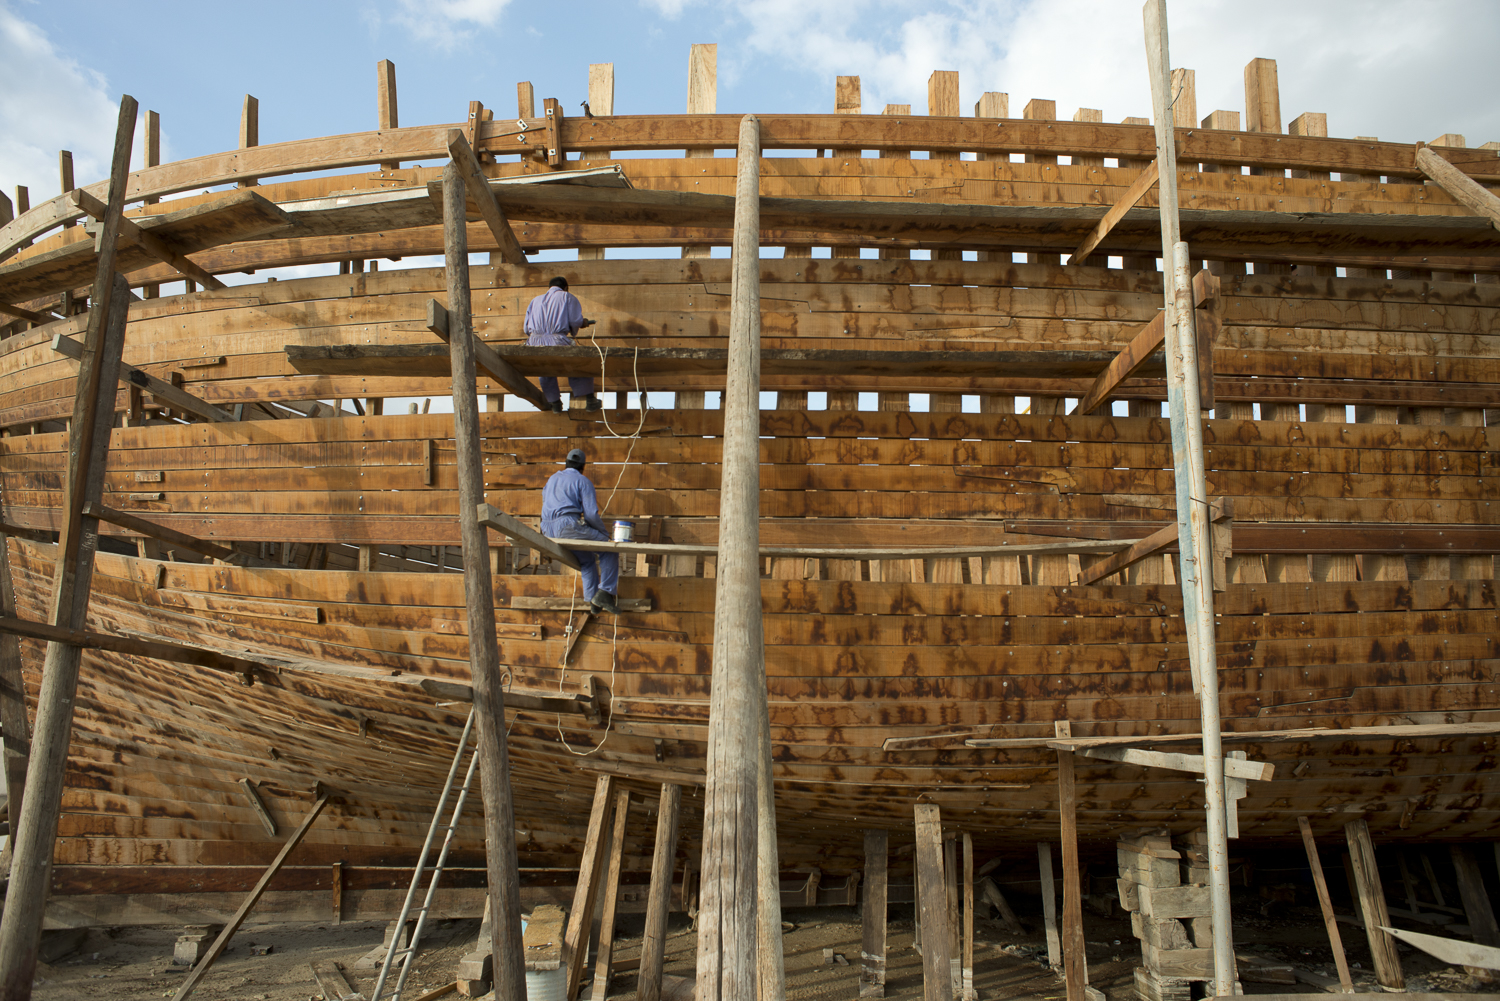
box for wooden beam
[170,785,329,1001]
[961,833,974,1001]
[1378,926,1500,971]
[639,783,683,1001]
[1296,818,1354,994]
[0,95,137,997]
[415,677,597,718]
[238,95,259,188]
[544,97,564,168]
[971,721,1500,750]
[1416,145,1500,232]
[555,537,1130,562]
[860,829,888,998]
[440,157,528,1001]
[52,333,236,423]
[913,804,952,1001]
[565,776,616,1000]
[426,299,551,411]
[239,778,278,837]
[476,503,582,570]
[70,188,227,290]
[591,787,632,1001]
[1072,269,1218,416]
[1076,497,1229,585]
[0,301,57,324]
[1037,843,1062,970]
[445,130,527,265]
[0,616,265,682]
[694,115,766,1001]
[1450,845,1500,948]
[377,60,399,171]
[1344,819,1403,990]
[0,523,30,882]
[310,959,362,1001]
[82,503,268,566]
[1055,723,1086,1001]
[1074,745,1274,781]
[1068,160,1159,265]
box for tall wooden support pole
[757,658,785,1001]
[1344,820,1403,990]
[694,114,765,1001]
[1038,843,1062,969]
[860,829,888,997]
[640,783,683,1001]
[441,159,527,1001]
[913,805,953,1001]
[0,95,136,1001]
[1143,3,1234,994]
[1057,750,1086,1001]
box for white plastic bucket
[612,521,633,542]
[526,966,567,1001]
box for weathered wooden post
[695,113,768,1001]
[442,158,528,1001]
[1143,2,1234,996]
[0,94,136,1001]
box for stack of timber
[0,46,1498,935]
[1117,832,1227,1001]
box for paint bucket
[612,521,633,542]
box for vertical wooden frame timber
[860,829,888,997]
[640,783,683,1001]
[694,114,766,1001]
[440,158,527,1001]
[913,804,953,1001]
[0,91,137,998]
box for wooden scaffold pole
[442,157,528,1001]
[1142,1,1235,996]
[695,113,772,1001]
[0,94,137,1001]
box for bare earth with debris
[29,896,1500,1001]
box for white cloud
[727,0,1500,145]
[0,7,116,209]
[386,0,512,50]
[639,0,701,17]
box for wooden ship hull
[1,52,1499,933]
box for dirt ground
[28,897,1500,1000]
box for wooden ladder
[370,707,480,1001]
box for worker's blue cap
[566,448,586,466]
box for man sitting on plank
[524,276,601,413]
[541,448,620,614]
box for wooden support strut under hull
[171,785,330,1001]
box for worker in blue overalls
[540,448,620,614]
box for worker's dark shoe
[589,590,622,615]
[549,399,564,414]
[584,394,603,411]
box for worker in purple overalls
[541,448,620,614]
[524,276,601,413]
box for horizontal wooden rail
[3,115,1496,258]
[0,615,264,681]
